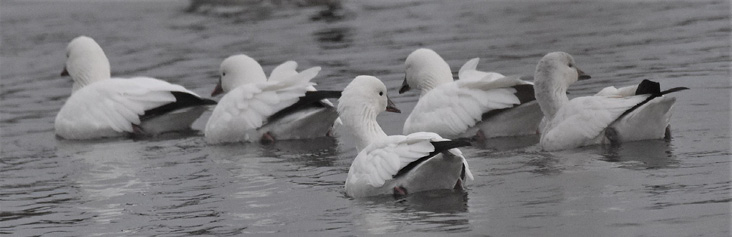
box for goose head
[401,48,454,97]
[534,52,591,91]
[212,54,267,96]
[339,75,400,117]
[534,52,591,117]
[338,75,400,151]
[62,36,111,92]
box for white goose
[54,36,216,140]
[204,54,340,144]
[400,48,543,139]
[534,52,688,151]
[339,75,473,198]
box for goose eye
[222,72,226,77]
[568,63,574,68]
[379,91,383,96]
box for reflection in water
[266,137,338,154]
[351,190,470,234]
[264,137,339,167]
[400,190,469,213]
[0,147,89,236]
[186,0,261,12]
[309,1,348,22]
[56,140,148,200]
[313,27,354,50]
[204,142,350,234]
[185,0,274,21]
[474,135,541,151]
[186,0,346,23]
[204,142,265,161]
[600,139,677,169]
[206,138,339,168]
[55,139,149,233]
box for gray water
[1,0,730,236]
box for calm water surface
[1,0,730,236]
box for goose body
[534,52,688,151]
[400,48,542,139]
[267,61,343,136]
[339,75,473,198]
[345,132,473,198]
[55,36,215,139]
[204,55,339,144]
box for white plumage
[458,57,506,83]
[204,54,338,144]
[346,132,473,198]
[55,36,213,139]
[401,48,543,139]
[268,61,343,132]
[534,52,685,151]
[338,76,473,198]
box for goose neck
[535,75,569,119]
[343,106,387,152]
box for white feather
[458,57,506,83]
[595,85,639,98]
[268,61,299,82]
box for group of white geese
[55,36,688,198]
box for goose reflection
[262,137,339,167]
[56,139,149,226]
[349,190,470,234]
[473,135,541,152]
[313,27,354,50]
[601,139,677,169]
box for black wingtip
[266,90,343,124]
[392,138,472,179]
[430,138,472,153]
[140,92,218,121]
[201,98,218,105]
[635,79,661,95]
[660,87,689,95]
[480,84,536,121]
[512,84,536,104]
[306,90,342,99]
[635,79,689,96]
[608,80,687,130]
